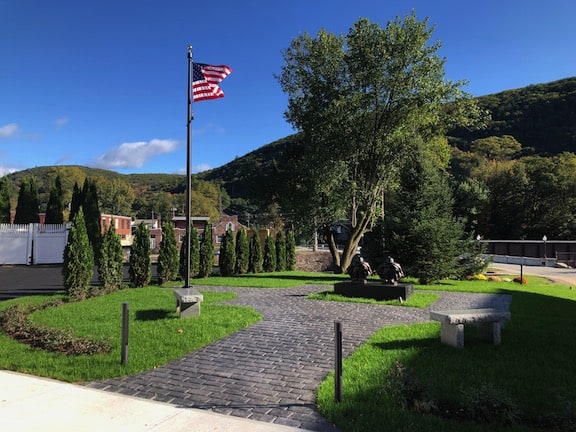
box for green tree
[179,226,200,282]
[69,182,83,222]
[129,222,151,287]
[82,178,101,256]
[385,147,464,284]
[62,208,94,300]
[286,230,296,271]
[263,234,276,272]
[95,177,135,216]
[0,176,11,223]
[45,175,65,224]
[198,223,214,278]
[218,228,236,276]
[248,233,263,273]
[158,221,179,284]
[234,227,249,274]
[97,221,124,293]
[14,178,40,224]
[277,14,482,273]
[275,232,287,271]
[470,135,522,160]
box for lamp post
[542,235,547,264]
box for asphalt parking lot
[0,265,65,300]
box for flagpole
[185,45,193,288]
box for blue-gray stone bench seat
[173,288,204,318]
[429,308,511,348]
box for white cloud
[94,139,178,169]
[0,165,19,176]
[0,123,19,138]
[177,163,213,174]
[194,163,212,173]
[55,117,69,128]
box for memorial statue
[376,256,404,285]
[347,254,373,284]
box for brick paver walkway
[84,285,511,431]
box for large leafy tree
[277,13,482,272]
[45,175,65,224]
[0,176,11,223]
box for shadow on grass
[135,309,174,321]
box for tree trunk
[326,230,341,272]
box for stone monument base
[334,281,413,301]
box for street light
[542,235,547,262]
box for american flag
[192,63,232,102]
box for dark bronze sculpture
[347,254,373,283]
[376,256,404,285]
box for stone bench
[429,308,511,348]
[173,288,204,318]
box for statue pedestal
[334,281,413,301]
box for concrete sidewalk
[0,370,312,432]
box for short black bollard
[334,321,343,403]
[121,302,129,365]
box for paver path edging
[85,285,511,431]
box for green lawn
[2,271,575,431]
[316,277,576,431]
[0,288,261,382]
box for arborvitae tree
[286,230,296,271]
[129,222,151,287]
[275,232,287,271]
[198,223,214,278]
[179,226,200,281]
[385,147,464,284]
[62,208,94,301]
[69,182,83,222]
[234,227,249,274]
[14,178,39,224]
[158,220,179,284]
[248,233,263,273]
[45,175,65,224]
[179,229,189,282]
[0,176,11,223]
[82,178,101,256]
[97,221,124,293]
[263,234,276,273]
[218,228,236,276]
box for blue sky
[1,0,575,176]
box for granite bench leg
[440,323,464,348]
[476,321,502,345]
[176,299,201,318]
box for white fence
[0,224,69,265]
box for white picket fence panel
[0,224,69,265]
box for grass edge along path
[0,288,261,382]
[316,277,576,432]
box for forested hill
[200,76,576,198]
[447,76,576,154]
